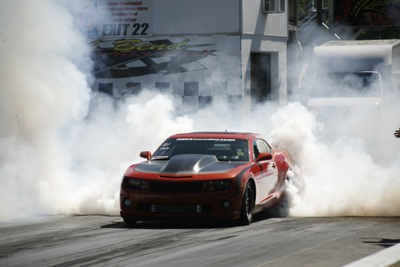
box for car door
[250,139,263,201]
[253,139,278,204]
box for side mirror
[256,153,273,162]
[140,151,152,160]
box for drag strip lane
[0,215,399,267]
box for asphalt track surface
[0,214,399,267]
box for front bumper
[120,188,242,221]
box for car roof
[168,132,258,140]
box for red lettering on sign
[164,51,177,56]
[129,52,140,57]
[176,51,188,56]
[90,52,110,58]
[190,51,202,56]
[204,50,217,56]
[111,52,127,57]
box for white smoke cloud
[275,37,400,217]
[267,100,400,217]
[0,0,92,221]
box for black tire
[268,192,288,217]
[238,181,255,225]
[123,218,137,226]
[269,172,293,217]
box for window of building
[262,0,285,13]
[98,83,113,96]
[184,82,199,96]
[199,96,213,108]
[156,82,170,91]
[125,82,142,95]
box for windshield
[152,138,249,162]
[311,72,382,98]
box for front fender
[234,164,261,197]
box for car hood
[134,154,245,175]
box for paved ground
[0,214,399,267]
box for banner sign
[90,38,217,78]
[77,0,153,37]
[334,0,400,27]
[89,35,241,99]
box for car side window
[254,139,271,157]
[265,141,272,153]
[253,140,260,159]
[258,140,271,154]
[253,139,270,159]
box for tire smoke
[267,101,400,217]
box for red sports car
[120,132,292,225]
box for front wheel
[238,181,255,225]
[123,218,137,226]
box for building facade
[78,0,289,119]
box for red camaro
[120,132,292,225]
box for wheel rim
[245,184,253,218]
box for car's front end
[120,169,245,221]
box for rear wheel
[269,172,293,217]
[238,181,255,225]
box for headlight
[127,178,141,189]
[206,180,231,191]
[214,180,231,190]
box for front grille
[138,203,212,213]
[149,181,203,193]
